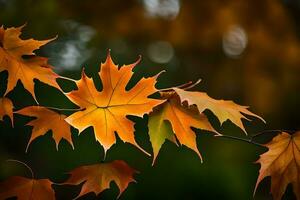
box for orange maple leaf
[64,160,137,199]
[15,106,73,151]
[0,25,60,101]
[0,176,55,200]
[255,131,300,200]
[173,87,265,133]
[65,52,164,155]
[0,97,14,125]
[148,92,218,164]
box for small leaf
[0,97,14,125]
[255,131,300,200]
[15,106,73,151]
[0,176,55,200]
[64,160,137,199]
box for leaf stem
[215,135,264,147]
[6,159,34,179]
[181,79,201,90]
[58,76,77,82]
[43,106,83,111]
[159,81,192,92]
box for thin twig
[6,159,63,185]
[159,79,201,92]
[43,106,83,111]
[6,159,34,179]
[215,135,264,147]
[251,129,295,139]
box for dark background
[1,0,300,199]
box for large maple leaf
[65,52,164,154]
[0,25,60,101]
[64,160,137,199]
[148,92,218,164]
[255,131,300,200]
[0,97,14,125]
[15,106,73,151]
[0,176,55,200]
[173,88,265,133]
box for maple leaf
[255,131,300,200]
[64,160,137,199]
[0,25,60,101]
[148,93,218,164]
[64,52,164,155]
[15,106,73,151]
[0,97,14,125]
[0,176,55,200]
[173,88,265,133]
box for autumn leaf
[0,97,14,125]
[0,176,55,200]
[0,25,60,101]
[15,106,73,151]
[255,131,300,200]
[173,88,265,133]
[64,52,164,155]
[148,92,218,164]
[64,160,137,199]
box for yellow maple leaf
[0,25,60,101]
[65,52,164,155]
[255,131,300,200]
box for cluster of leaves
[0,25,299,200]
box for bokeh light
[142,0,180,20]
[222,25,248,58]
[147,41,174,63]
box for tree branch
[251,129,295,139]
[215,135,264,147]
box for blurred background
[0,0,300,199]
